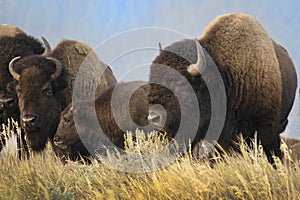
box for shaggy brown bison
[147,13,297,163]
[9,40,117,152]
[0,25,50,157]
[53,81,150,161]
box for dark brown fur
[273,41,298,133]
[53,82,150,161]
[12,40,116,152]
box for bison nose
[53,136,63,144]
[53,136,59,143]
[148,104,167,128]
[148,112,165,128]
[53,135,66,149]
[148,114,161,124]
[22,114,38,127]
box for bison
[8,40,117,152]
[0,25,50,157]
[53,81,150,161]
[147,13,297,164]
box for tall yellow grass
[0,123,299,200]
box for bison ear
[187,39,207,76]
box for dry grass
[0,123,300,200]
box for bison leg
[257,125,283,164]
[208,115,240,162]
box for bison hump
[74,42,91,55]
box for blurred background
[1,0,299,138]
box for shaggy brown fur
[48,40,117,103]
[200,14,281,125]
[148,13,297,163]
[0,24,25,37]
[11,40,117,152]
[53,82,150,161]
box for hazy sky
[1,0,299,137]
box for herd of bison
[0,13,299,165]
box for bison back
[200,13,282,123]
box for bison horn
[46,57,63,80]
[158,42,162,52]
[41,37,51,56]
[187,39,206,76]
[9,56,21,81]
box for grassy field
[0,124,300,200]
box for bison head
[54,104,79,152]
[9,55,68,151]
[54,104,92,161]
[54,101,99,157]
[0,36,50,126]
[148,39,212,144]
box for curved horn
[41,37,51,56]
[46,57,63,80]
[158,42,162,52]
[9,56,21,81]
[187,39,206,76]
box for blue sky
[1,0,299,137]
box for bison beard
[25,131,49,152]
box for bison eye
[63,116,70,122]
[6,82,15,92]
[45,89,53,97]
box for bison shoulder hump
[74,42,92,55]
